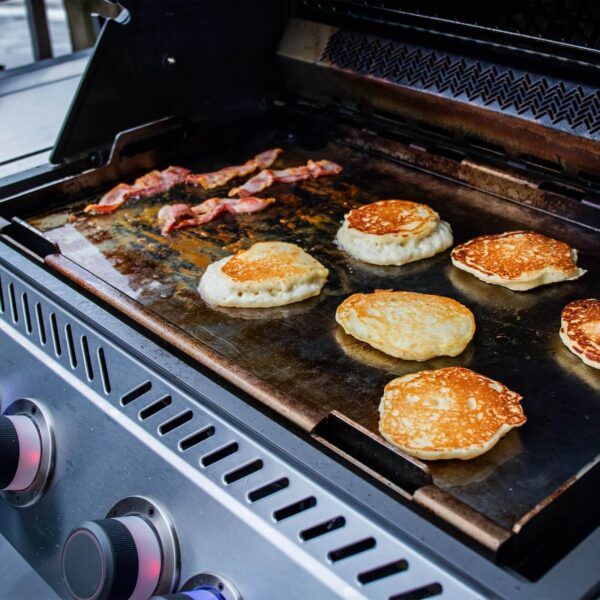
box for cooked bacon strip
[84,166,190,214]
[229,158,342,197]
[128,166,190,198]
[307,159,343,177]
[159,197,275,234]
[228,170,275,198]
[185,148,282,190]
[83,183,131,214]
[157,203,195,235]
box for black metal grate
[304,1,600,53]
[321,30,600,137]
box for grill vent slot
[80,335,93,380]
[328,537,376,562]
[8,283,18,323]
[121,380,152,406]
[273,496,317,522]
[97,348,111,394]
[358,559,408,585]
[389,583,443,600]
[65,324,77,368]
[538,180,586,202]
[139,395,172,420]
[224,459,263,484]
[300,516,345,541]
[201,442,239,467]
[158,409,192,434]
[179,426,215,451]
[21,293,32,334]
[34,302,46,345]
[50,313,61,356]
[248,478,289,503]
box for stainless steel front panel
[0,248,480,600]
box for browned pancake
[379,367,526,460]
[222,243,306,282]
[346,200,438,238]
[451,230,584,291]
[199,241,329,308]
[560,299,600,369]
[336,290,475,361]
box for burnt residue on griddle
[28,124,600,534]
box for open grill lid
[53,1,600,178]
[50,0,287,164]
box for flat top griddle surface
[29,124,600,532]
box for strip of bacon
[84,166,190,214]
[185,148,282,190]
[229,158,342,197]
[128,166,190,198]
[83,183,131,214]
[157,203,195,235]
[159,197,275,234]
[228,169,275,197]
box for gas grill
[0,2,599,599]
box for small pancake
[198,241,328,308]
[559,299,600,369]
[347,200,438,239]
[451,230,585,291]
[379,367,526,460]
[336,200,453,266]
[336,290,475,361]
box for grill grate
[321,30,600,137]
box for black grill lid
[51,0,288,165]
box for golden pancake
[451,230,585,291]
[198,241,328,308]
[379,367,526,460]
[336,200,453,266]
[336,290,475,361]
[347,200,438,239]
[559,299,600,369]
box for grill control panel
[0,246,484,599]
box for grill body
[1,2,600,598]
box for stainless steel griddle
[14,108,598,565]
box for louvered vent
[321,30,600,138]
[0,270,112,396]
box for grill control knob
[0,414,42,492]
[62,516,163,600]
[150,574,241,600]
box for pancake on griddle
[379,367,526,460]
[451,230,585,291]
[560,299,600,369]
[336,200,453,266]
[336,290,475,361]
[198,241,328,308]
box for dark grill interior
[303,0,600,55]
